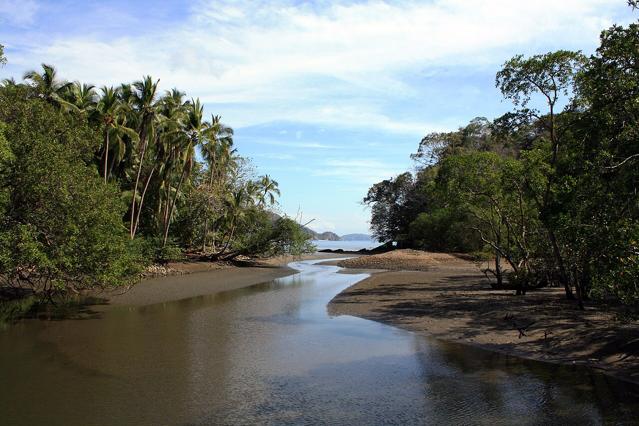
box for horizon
[0,0,633,234]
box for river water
[311,239,379,251]
[1,260,638,425]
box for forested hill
[302,228,372,241]
[303,228,341,240]
[363,12,639,307]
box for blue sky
[0,0,634,234]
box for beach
[107,252,345,307]
[328,250,639,385]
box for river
[1,259,638,425]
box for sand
[328,249,639,385]
[107,252,345,307]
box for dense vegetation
[0,57,312,302]
[365,11,639,307]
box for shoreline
[105,252,346,307]
[328,250,639,386]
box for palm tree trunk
[130,138,147,238]
[132,166,154,238]
[202,167,216,253]
[162,166,187,247]
[218,222,236,257]
[103,129,110,183]
[108,148,117,177]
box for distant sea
[311,239,379,251]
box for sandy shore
[107,252,345,307]
[328,249,639,385]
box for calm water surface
[311,239,379,251]
[1,259,638,425]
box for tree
[67,81,97,113]
[129,76,159,238]
[23,64,76,111]
[256,174,280,206]
[201,115,234,252]
[161,97,203,247]
[496,50,585,299]
[411,117,495,165]
[566,21,639,304]
[0,88,143,298]
[437,152,541,292]
[229,214,314,259]
[95,86,139,182]
[364,172,424,244]
[0,60,300,305]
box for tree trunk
[218,223,236,257]
[574,268,584,310]
[495,252,503,289]
[548,229,573,299]
[202,162,216,253]
[108,146,117,177]
[162,167,187,247]
[130,136,148,238]
[103,129,110,183]
[132,166,155,238]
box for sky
[0,0,634,234]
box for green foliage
[146,238,185,265]
[409,209,480,252]
[0,57,294,318]
[496,50,585,109]
[365,15,639,306]
[230,213,314,258]
[0,89,145,297]
[364,172,426,244]
[269,217,316,256]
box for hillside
[314,231,341,241]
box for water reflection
[0,260,637,425]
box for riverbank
[328,249,639,385]
[108,252,345,307]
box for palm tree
[153,91,188,245]
[23,63,75,110]
[1,77,18,87]
[96,86,139,182]
[201,115,234,252]
[161,98,204,247]
[218,185,252,257]
[202,115,234,184]
[129,76,160,238]
[68,81,97,113]
[256,174,280,206]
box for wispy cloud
[0,0,627,133]
[0,0,39,26]
[314,158,405,185]
[0,0,630,234]
[251,139,338,150]
[253,152,296,160]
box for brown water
[1,259,638,425]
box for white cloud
[251,139,337,150]
[0,0,628,133]
[254,153,296,160]
[315,158,405,185]
[0,0,39,26]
